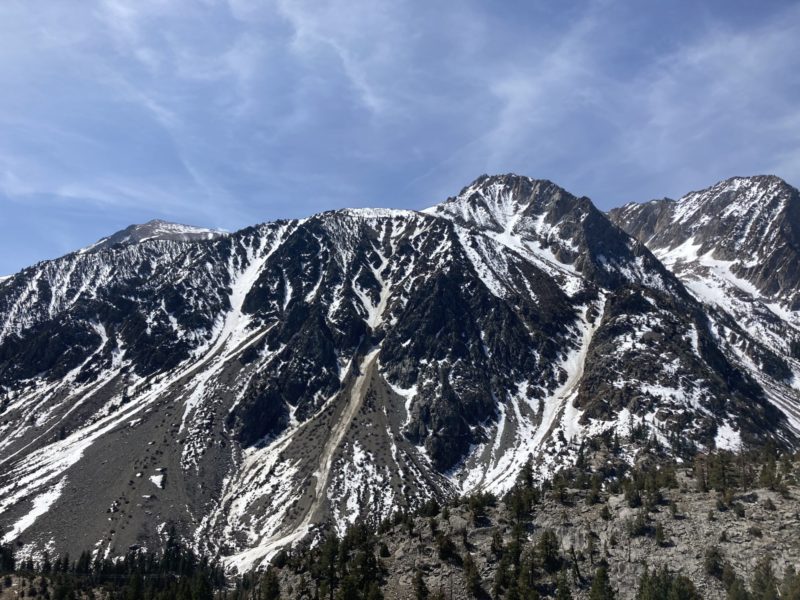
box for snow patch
[1,478,66,543]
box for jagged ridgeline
[0,174,799,570]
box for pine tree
[589,566,615,600]
[538,529,560,573]
[413,570,428,600]
[694,455,708,492]
[556,570,573,600]
[750,555,779,600]
[41,551,52,574]
[365,582,383,600]
[463,553,482,598]
[781,565,800,600]
[655,522,666,547]
[319,534,339,600]
[587,474,602,505]
[600,504,612,521]
[491,530,504,557]
[261,567,281,600]
[704,546,723,578]
[336,574,359,600]
[517,548,537,599]
[636,566,699,600]
[0,544,14,573]
[726,580,752,600]
[493,554,511,598]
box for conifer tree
[750,555,778,600]
[261,567,280,600]
[413,570,428,600]
[538,529,560,573]
[556,570,573,600]
[589,566,615,600]
[463,552,482,598]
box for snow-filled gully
[0,229,291,541]
[225,348,380,571]
[460,300,604,494]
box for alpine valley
[1,174,799,572]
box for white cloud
[0,0,799,274]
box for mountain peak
[426,173,579,234]
[674,174,794,220]
[462,172,560,192]
[80,219,225,254]
[609,173,800,306]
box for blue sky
[1,0,799,274]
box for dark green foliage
[727,580,752,600]
[462,552,483,598]
[704,546,723,578]
[759,452,780,491]
[626,512,651,538]
[413,570,428,600]
[435,533,459,564]
[429,588,447,600]
[261,567,281,600]
[505,459,541,523]
[419,498,440,518]
[781,565,800,600]
[625,485,642,508]
[556,570,573,600]
[750,555,778,600]
[490,530,504,557]
[378,543,390,558]
[8,530,225,600]
[516,548,539,600]
[467,491,497,526]
[636,566,700,600]
[587,474,602,505]
[553,475,570,505]
[537,529,561,574]
[283,522,386,600]
[708,451,734,492]
[748,526,763,538]
[6,450,798,600]
[654,523,666,547]
[589,566,615,600]
[0,544,14,573]
[722,563,739,591]
[493,554,512,598]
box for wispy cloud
[0,0,798,274]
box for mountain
[609,175,800,306]
[0,174,798,571]
[80,219,224,254]
[609,175,800,434]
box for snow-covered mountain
[0,175,797,570]
[80,219,224,254]
[610,175,800,434]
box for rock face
[358,470,800,600]
[0,175,798,569]
[610,176,800,305]
[609,175,800,436]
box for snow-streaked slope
[0,173,797,570]
[610,175,800,441]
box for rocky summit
[0,173,799,576]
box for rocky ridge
[0,174,797,571]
